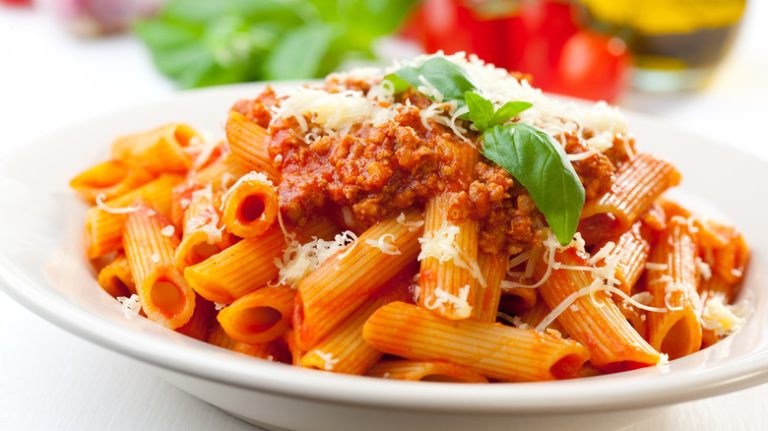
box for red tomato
[513,0,579,90]
[555,30,632,102]
[418,0,511,67]
[1,0,32,5]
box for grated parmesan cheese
[696,257,712,280]
[418,224,486,287]
[701,293,749,337]
[396,212,424,232]
[313,350,339,371]
[214,302,226,311]
[645,262,668,271]
[116,294,141,319]
[273,231,358,287]
[160,225,175,237]
[95,194,139,214]
[424,285,473,318]
[364,233,401,255]
[272,88,377,133]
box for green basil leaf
[492,101,533,125]
[264,23,339,80]
[389,57,476,105]
[384,73,411,93]
[482,123,585,245]
[464,91,494,131]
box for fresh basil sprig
[464,91,532,132]
[388,59,583,245]
[482,124,584,245]
[386,57,476,106]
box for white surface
[0,3,767,431]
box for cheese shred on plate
[274,231,358,287]
[418,224,486,287]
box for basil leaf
[492,101,532,125]
[482,123,585,245]
[389,57,476,105]
[265,23,339,80]
[464,91,494,131]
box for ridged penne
[363,301,589,381]
[471,252,507,322]
[217,286,295,344]
[646,217,703,359]
[220,171,278,238]
[518,299,567,335]
[295,211,423,350]
[538,248,660,370]
[580,153,681,243]
[85,174,182,258]
[174,185,229,269]
[70,160,153,203]
[299,273,410,374]
[601,223,650,295]
[225,111,280,181]
[112,123,198,174]
[418,143,480,320]
[97,253,135,298]
[184,217,338,304]
[367,360,489,383]
[122,205,195,329]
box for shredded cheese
[701,293,749,337]
[273,231,358,287]
[116,294,141,319]
[696,257,713,280]
[160,225,175,237]
[418,224,486,287]
[272,88,376,133]
[424,285,473,318]
[364,233,401,255]
[95,194,139,214]
[313,350,339,371]
[214,302,226,311]
[645,262,668,271]
[396,212,424,232]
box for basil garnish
[482,124,584,245]
[389,59,584,245]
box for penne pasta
[299,273,411,374]
[184,217,338,304]
[174,185,231,269]
[418,143,480,320]
[646,217,703,359]
[122,205,196,329]
[599,223,650,295]
[217,286,295,344]
[580,153,681,244]
[70,160,153,203]
[225,111,280,181]
[363,301,590,381]
[220,171,279,238]
[97,253,135,298]
[85,174,182,258]
[366,360,489,383]
[471,252,507,322]
[538,248,660,370]
[295,212,423,350]
[112,123,198,174]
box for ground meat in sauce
[233,79,630,254]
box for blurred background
[0,2,767,430]
[0,0,757,100]
[2,0,764,157]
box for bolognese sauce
[232,74,632,255]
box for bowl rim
[2,83,768,415]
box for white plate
[0,84,766,431]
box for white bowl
[1,84,766,431]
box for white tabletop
[1,4,767,430]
